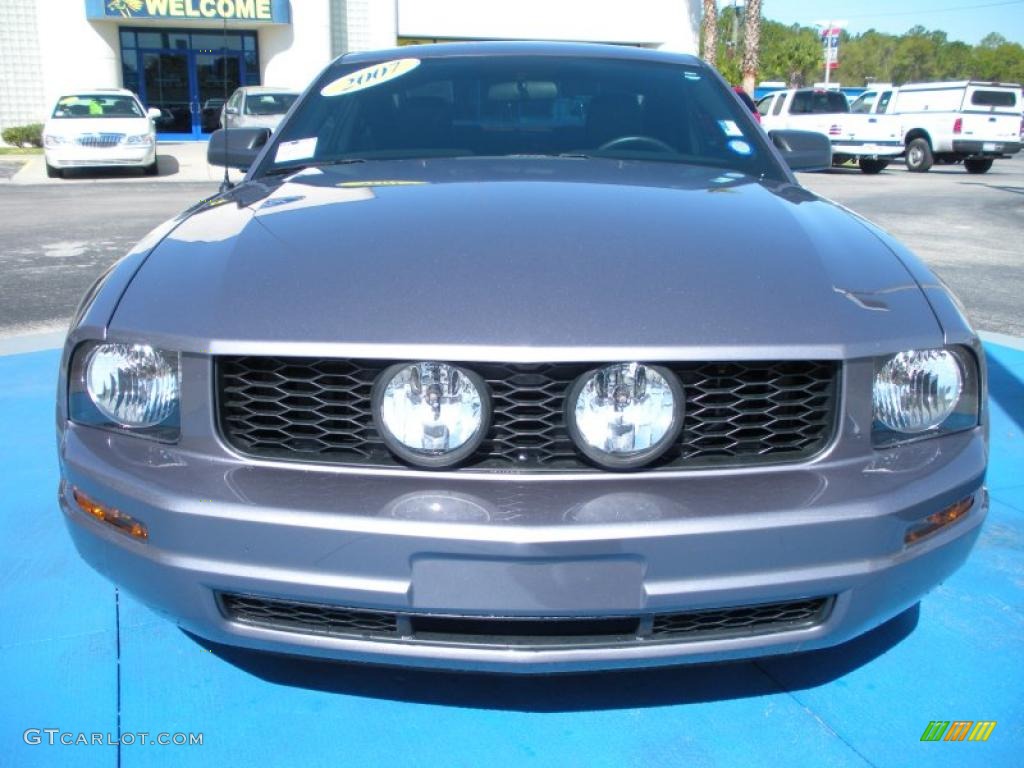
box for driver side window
[850,92,876,114]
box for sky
[755,0,1024,44]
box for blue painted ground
[1,344,1021,767]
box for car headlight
[566,363,683,469]
[372,362,489,468]
[68,342,180,440]
[44,134,66,147]
[123,134,153,146]
[872,347,980,446]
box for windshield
[260,54,778,178]
[790,90,849,115]
[52,95,144,119]
[245,93,299,115]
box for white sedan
[43,89,160,178]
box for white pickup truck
[848,81,1022,173]
[757,88,903,174]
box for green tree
[702,12,1024,87]
[891,26,941,83]
[936,41,973,80]
[760,22,822,86]
[971,33,1024,82]
[836,30,899,84]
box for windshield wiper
[264,157,367,176]
[478,153,594,160]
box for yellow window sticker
[321,58,421,97]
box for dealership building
[0,0,699,140]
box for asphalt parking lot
[0,155,1021,339]
[801,158,1024,337]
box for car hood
[111,159,942,360]
[44,117,152,136]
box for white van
[849,81,1022,173]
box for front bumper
[45,144,155,169]
[59,416,987,673]
[830,140,904,158]
[952,140,1022,157]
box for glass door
[124,29,259,140]
[194,52,244,136]
[141,51,192,137]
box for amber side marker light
[72,487,148,540]
[905,496,974,545]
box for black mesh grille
[219,593,397,637]
[216,357,838,471]
[651,597,830,638]
[218,593,832,646]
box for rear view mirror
[769,130,833,172]
[146,107,162,120]
[207,127,271,171]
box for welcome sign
[86,0,290,23]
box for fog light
[72,487,148,540]
[373,362,489,468]
[567,363,683,469]
[904,496,974,545]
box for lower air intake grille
[651,597,830,637]
[218,593,832,647]
[219,593,398,637]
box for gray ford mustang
[57,42,988,673]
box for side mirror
[146,107,162,120]
[770,129,833,172]
[207,127,271,171]
[225,106,239,115]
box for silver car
[220,86,299,132]
[58,43,987,673]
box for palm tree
[701,0,718,67]
[741,0,762,94]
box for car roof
[59,89,136,98]
[898,80,1022,90]
[55,92,142,105]
[337,40,703,68]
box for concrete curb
[0,326,67,357]
[979,331,1024,352]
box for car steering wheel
[598,135,676,153]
